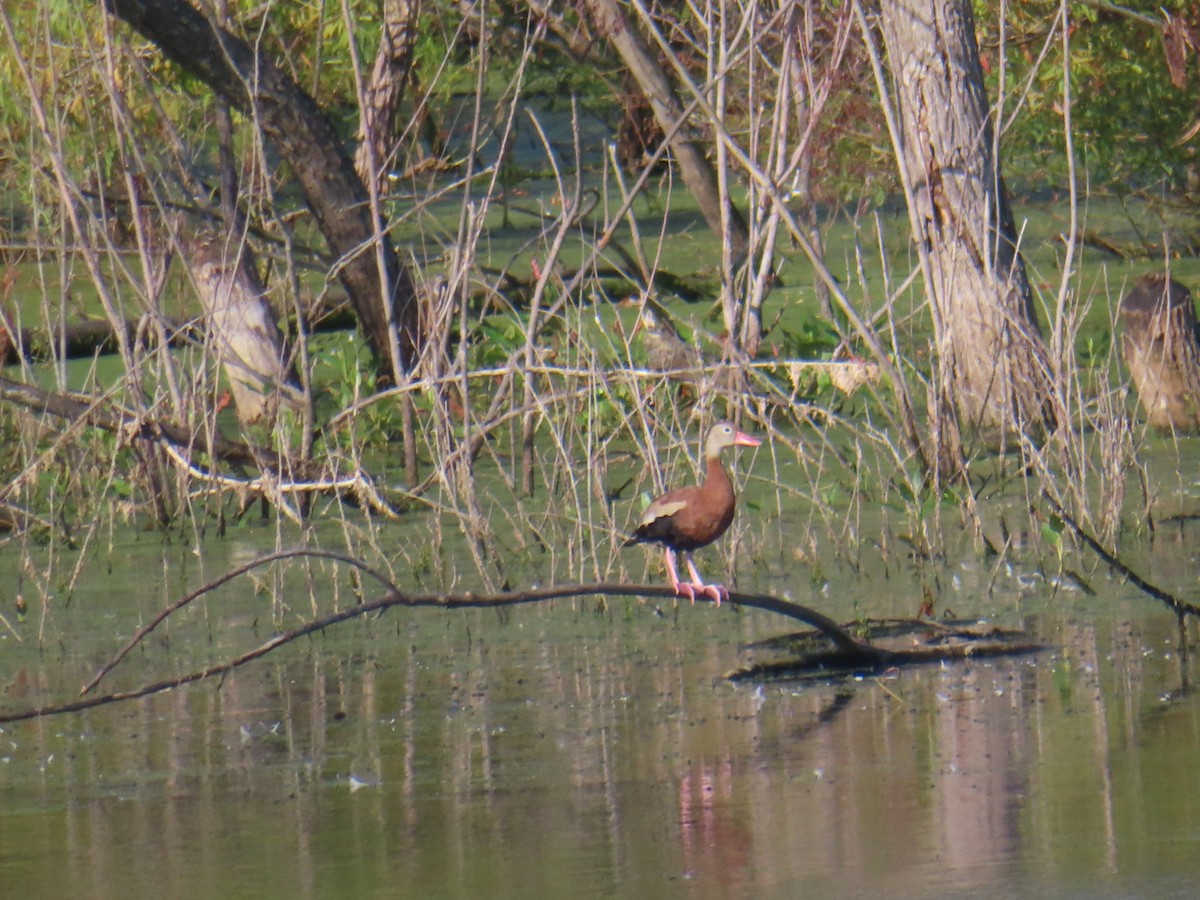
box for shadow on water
[2,520,1200,899]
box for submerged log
[727,617,1043,682]
[1119,273,1200,431]
[186,233,302,426]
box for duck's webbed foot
[665,549,698,603]
[697,582,729,607]
[673,581,699,603]
[684,555,728,607]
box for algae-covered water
[4,121,1200,893]
[2,483,1200,899]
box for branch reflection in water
[1,598,1198,898]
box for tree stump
[186,233,301,427]
[1119,273,1200,431]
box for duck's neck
[703,452,734,501]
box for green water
[1,502,1200,899]
[3,169,1200,896]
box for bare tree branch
[104,0,420,378]
[0,568,1052,725]
[0,574,879,725]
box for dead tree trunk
[186,233,300,427]
[105,0,420,381]
[874,0,1056,445]
[1119,273,1200,432]
[354,0,421,191]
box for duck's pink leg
[684,555,728,607]
[665,549,697,602]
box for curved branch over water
[0,562,1040,724]
[78,566,876,697]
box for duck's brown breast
[632,458,736,550]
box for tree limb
[0,374,261,468]
[0,555,1056,724]
[1042,492,1200,619]
[0,575,880,724]
[104,0,419,376]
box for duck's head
[705,421,761,457]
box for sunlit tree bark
[874,0,1056,444]
[186,232,301,427]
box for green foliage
[314,333,403,448]
[975,1,1200,191]
[776,315,842,360]
[474,314,527,365]
[1040,510,1066,546]
[1076,330,1112,368]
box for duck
[625,422,760,605]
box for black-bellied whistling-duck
[625,422,760,605]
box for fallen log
[0,313,189,365]
[0,376,398,528]
[0,295,356,366]
[0,374,262,468]
[728,616,1042,682]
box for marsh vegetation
[1,1,1200,893]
